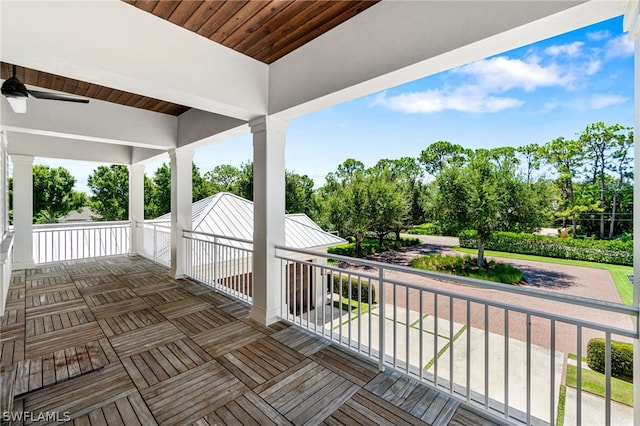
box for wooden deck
[1,256,499,425]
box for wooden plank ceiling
[125,0,379,64]
[0,62,190,116]
[1,1,378,116]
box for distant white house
[148,192,345,310]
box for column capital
[249,116,289,134]
[10,155,34,166]
[625,0,640,41]
[128,163,145,172]
[168,147,194,161]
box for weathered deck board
[0,256,497,426]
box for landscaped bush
[328,236,420,258]
[410,254,523,285]
[328,274,376,304]
[458,230,632,266]
[587,338,633,381]
[406,223,438,235]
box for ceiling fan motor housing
[1,76,29,98]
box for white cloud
[374,87,523,114]
[587,30,610,41]
[605,35,634,59]
[544,41,583,57]
[456,56,575,92]
[588,94,627,109]
[586,60,602,75]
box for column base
[249,305,281,326]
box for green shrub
[410,254,523,285]
[328,236,420,258]
[329,274,376,304]
[587,338,633,381]
[406,223,438,235]
[458,230,632,266]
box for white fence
[276,245,638,426]
[138,221,171,267]
[183,230,253,304]
[33,221,130,263]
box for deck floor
[1,255,498,425]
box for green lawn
[565,364,633,407]
[455,247,633,306]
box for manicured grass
[411,254,523,285]
[455,247,633,305]
[332,297,370,314]
[556,385,566,426]
[565,364,633,407]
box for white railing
[138,221,171,267]
[33,221,130,263]
[275,245,638,426]
[183,230,253,304]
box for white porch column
[249,116,288,325]
[169,148,193,279]
[11,155,34,267]
[625,0,639,422]
[128,163,145,256]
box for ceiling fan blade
[27,90,90,103]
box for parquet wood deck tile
[13,340,108,398]
[121,337,211,389]
[25,322,105,358]
[192,321,266,358]
[84,288,137,306]
[169,307,235,336]
[311,344,379,387]
[196,391,291,426]
[153,296,211,319]
[217,336,306,389]
[141,360,247,425]
[98,308,166,337]
[109,321,185,358]
[271,326,330,356]
[26,307,95,337]
[0,256,495,426]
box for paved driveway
[339,235,632,353]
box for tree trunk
[477,236,485,268]
[395,230,401,241]
[355,235,363,257]
[378,234,384,249]
[609,192,618,239]
[600,173,606,239]
[571,214,577,239]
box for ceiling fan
[1,65,89,113]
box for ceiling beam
[269,0,625,118]
[0,1,268,121]
[1,96,177,150]
[6,132,134,164]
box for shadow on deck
[0,255,499,425]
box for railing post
[213,237,218,288]
[153,225,158,263]
[378,266,385,371]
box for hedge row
[587,338,633,380]
[328,274,376,304]
[458,231,632,266]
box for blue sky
[34,16,634,192]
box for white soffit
[0,1,269,121]
[6,132,134,165]
[0,96,177,151]
[269,0,626,118]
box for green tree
[540,137,585,234]
[285,171,316,215]
[32,165,86,223]
[419,141,471,176]
[192,163,213,202]
[152,163,171,216]
[374,157,425,226]
[517,143,542,184]
[579,122,633,238]
[143,174,158,219]
[204,164,242,193]
[460,152,502,267]
[366,168,410,246]
[87,165,129,221]
[607,129,633,238]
